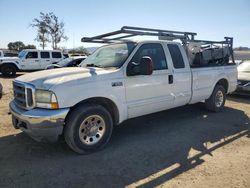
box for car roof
[22,49,62,52]
[70,56,87,59]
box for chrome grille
[13,81,35,109]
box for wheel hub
[215,90,224,108]
[79,115,106,145]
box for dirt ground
[0,73,250,188]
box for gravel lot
[0,73,250,188]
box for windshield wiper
[86,64,104,68]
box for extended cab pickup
[0,49,64,77]
[9,27,237,154]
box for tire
[205,85,226,112]
[64,104,113,154]
[1,64,16,77]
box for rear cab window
[168,44,185,69]
[52,52,62,58]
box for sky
[0,0,250,49]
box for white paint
[14,40,237,124]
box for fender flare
[0,62,20,71]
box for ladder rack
[81,26,234,63]
[81,26,197,44]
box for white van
[0,49,64,77]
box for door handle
[35,60,39,62]
[169,75,173,84]
[46,60,50,61]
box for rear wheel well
[66,97,119,125]
[216,79,228,93]
[0,63,19,71]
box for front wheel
[205,85,226,112]
[1,64,16,77]
[64,104,113,154]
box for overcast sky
[0,0,249,49]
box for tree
[24,44,36,49]
[8,41,25,51]
[31,14,50,49]
[7,41,36,51]
[46,12,68,49]
[31,12,68,49]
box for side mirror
[139,56,153,75]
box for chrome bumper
[10,101,70,142]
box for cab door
[166,43,192,107]
[40,51,51,69]
[125,43,175,118]
[23,51,40,70]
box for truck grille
[13,81,35,109]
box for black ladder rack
[81,26,234,63]
[81,26,197,44]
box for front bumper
[10,101,70,142]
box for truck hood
[16,67,118,90]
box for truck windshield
[18,50,26,58]
[81,42,136,68]
[238,62,250,72]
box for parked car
[0,49,64,77]
[9,26,237,154]
[0,81,2,99]
[0,50,4,58]
[235,61,250,95]
[46,56,87,69]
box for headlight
[35,90,59,109]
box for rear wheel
[205,85,226,112]
[64,104,113,154]
[1,64,16,77]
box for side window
[26,52,38,59]
[131,43,168,70]
[41,52,50,59]
[67,60,75,67]
[52,52,62,58]
[74,59,82,66]
[168,44,185,69]
[0,51,2,57]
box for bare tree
[31,12,68,49]
[46,13,68,49]
[31,13,50,49]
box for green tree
[7,41,25,51]
[24,44,36,49]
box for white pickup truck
[0,49,64,77]
[10,27,237,154]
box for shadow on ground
[0,73,26,80]
[0,103,249,188]
[228,94,250,104]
